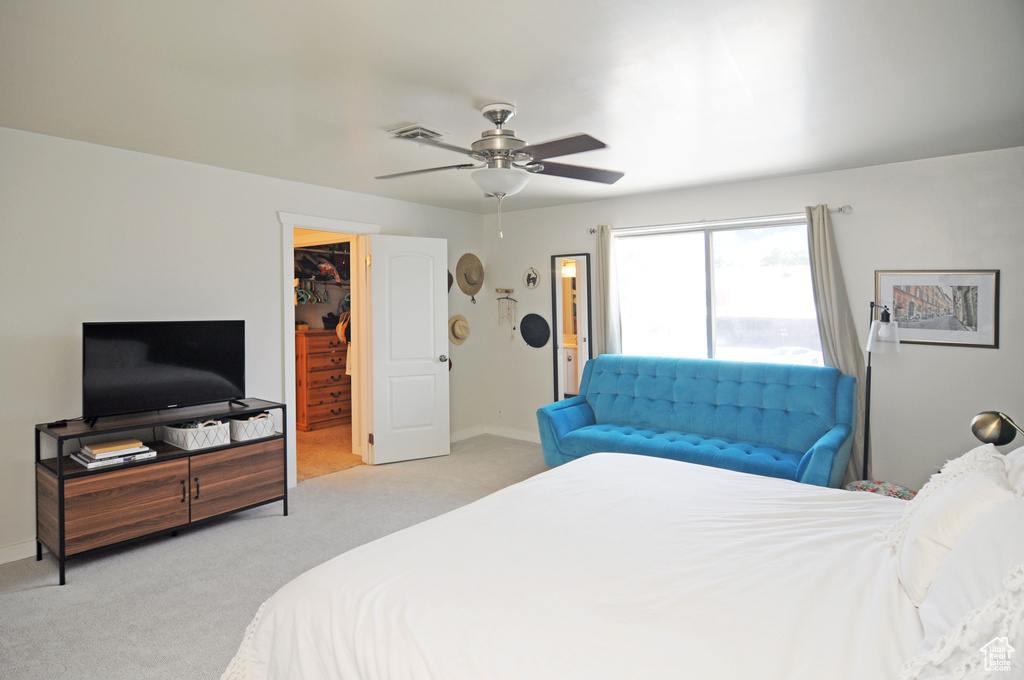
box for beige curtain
[592,224,621,356]
[807,205,866,483]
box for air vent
[387,124,448,141]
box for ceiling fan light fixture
[471,167,530,198]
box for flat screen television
[83,320,245,420]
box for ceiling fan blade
[375,163,477,180]
[531,161,624,184]
[520,134,606,161]
[398,135,476,156]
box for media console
[35,399,287,585]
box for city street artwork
[874,270,999,348]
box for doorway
[293,229,361,481]
[278,212,451,481]
[279,212,381,488]
[550,254,592,402]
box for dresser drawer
[304,334,346,354]
[307,401,351,423]
[307,384,351,406]
[307,351,347,372]
[307,369,350,389]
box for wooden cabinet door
[64,459,190,556]
[189,440,285,522]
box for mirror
[550,254,592,402]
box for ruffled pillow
[881,444,1008,550]
[1005,446,1024,494]
[899,499,1024,678]
[897,466,1013,605]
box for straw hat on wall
[456,253,484,299]
[449,315,470,344]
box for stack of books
[72,438,157,469]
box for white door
[367,234,450,464]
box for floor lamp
[863,302,900,480]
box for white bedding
[224,453,923,680]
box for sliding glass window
[614,216,823,365]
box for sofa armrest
[536,396,596,466]
[795,424,854,488]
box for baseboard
[0,539,37,566]
[451,426,541,445]
[451,425,489,443]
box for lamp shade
[866,319,900,353]
[971,411,1022,446]
[471,167,530,197]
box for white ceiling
[2,0,1022,214]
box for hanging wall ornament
[456,253,484,303]
[520,313,550,348]
[496,288,518,341]
[524,267,540,289]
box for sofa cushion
[561,424,805,481]
[584,355,841,454]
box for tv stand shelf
[35,399,287,585]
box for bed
[223,447,1024,680]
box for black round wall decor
[520,313,550,348]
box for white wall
[3,125,1021,565]
[478,147,1024,491]
[0,127,487,563]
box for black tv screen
[83,320,245,419]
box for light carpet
[295,422,362,481]
[0,435,548,680]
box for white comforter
[224,453,923,680]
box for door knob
[439,355,448,362]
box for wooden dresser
[295,330,351,431]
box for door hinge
[366,255,372,267]
[368,433,374,445]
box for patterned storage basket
[163,420,230,451]
[229,413,276,441]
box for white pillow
[881,443,1008,551]
[899,499,1024,678]
[1005,446,1024,493]
[897,465,1013,605]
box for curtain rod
[588,204,852,235]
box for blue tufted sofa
[537,355,857,488]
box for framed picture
[874,270,999,348]
[524,267,540,289]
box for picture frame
[874,270,999,348]
[524,267,540,289]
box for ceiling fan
[375,103,624,199]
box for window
[614,215,823,365]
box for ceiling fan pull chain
[496,193,505,238]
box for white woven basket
[164,420,230,451]
[229,413,276,441]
